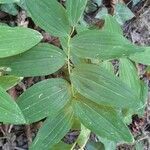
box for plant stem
[67,27,75,95]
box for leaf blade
[0,75,22,90]
[0,26,42,58]
[0,86,25,124]
[0,43,66,77]
[30,107,73,150]
[71,64,140,109]
[17,78,71,123]
[66,0,87,26]
[71,30,142,60]
[26,0,70,37]
[73,97,133,142]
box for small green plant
[0,0,150,149]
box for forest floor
[0,0,150,150]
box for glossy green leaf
[0,75,22,90]
[0,26,42,58]
[0,43,66,77]
[17,78,71,123]
[66,0,87,26]
[73,97,133,142]
[0,86,25,124]
[103,15,123,34]
[26,0,70,37]
[71,64,140,109]
[130,47,150,65]
[30,107,73,150]
[115,3,135,25]
[71,30,142,60]
[0,0,19,3]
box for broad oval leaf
[114,3,135,25]
[0,86,25,124]
[73,97,133,142]
[0,3,18,16]
[0,26,42,58]
[17,78,71,123]
[30,107,73,150]
[119,58,143,123]
[103,15,123,34]
[130,47,150,65]
[0,0,19,3]
[26,0,70,37]
[66,0,87,26]
[71,30,143,60]
[0,43,66,77]
[0,75,23,90]
[119,58,141,95]
[71,64,140,109]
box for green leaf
[17,78,71,124]
[98,137,116,150]
[73,97,134,142]
[114,3,135,25]
[0,43,66,77]
[30,107,73,150]
[103,15,123,34]
[26,0,70,37]
[135,141,144,150]
[86,141,105,150]
[60,37,86,65]
[0,86,25,124]
[76,124,91,149]
[71,30,142,60]
[0,75,22,90]
[0,26,42,58]
[119,58,141,96]
[100,61,114,74]
[119,58,147,123]
[71,64,140,109]
[0,0,19,3]
[0,3,18,16]
[50,141,73,150]
[130,47,150,65]
[133,0,140,5]
[66,0,87,26]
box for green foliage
[0,75,22,90]
[71,64,139,109]
[30,107,73,150]
[17,79,71,123]
[0,43,66,77]
[0,86,25,124]
[70,30,143,60]
[0,0,149,149]
[0,26,42,58]
[26,0,70,37]
[0,3,18,16]
[66,0,87,26]
[0,0,19,4]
